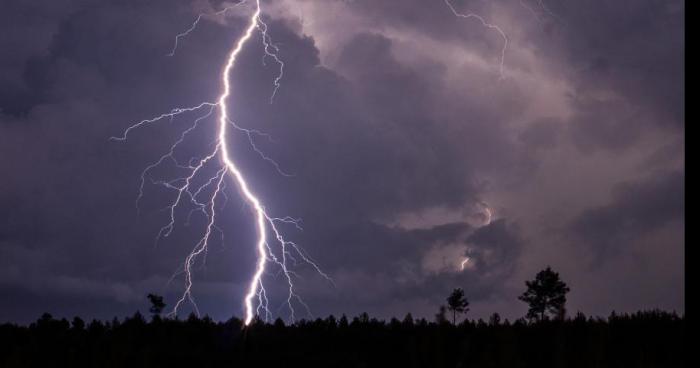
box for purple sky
[0,0,684,323]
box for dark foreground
[0,310,684,368]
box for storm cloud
[0,0,684,323]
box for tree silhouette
[446,288,470,324]
[147,293,166,317]
[518,266,570,322]
[489,312,501,326]
[402,313,414,327]
[71,317,85,330]
[434,305,448,324]
[0,309,685,367]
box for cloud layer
[0,0,684,323]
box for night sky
[0,0,684,324]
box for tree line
[0,266,684,367]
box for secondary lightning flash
[444,0,509,78]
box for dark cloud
[558,0,684,126]
[571,171,684,262]
[0,0,684,322]
[517,118,561,151]
[567,98,646,154]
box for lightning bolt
[167,1,249,57]
[518,0,563,23]
[114,0,512,326]
[460,257,470,271]
[113,0,331,326]
[444,0,509,79]
[480,202,493,226]
[519,0,543,22]
[535,0,563,22]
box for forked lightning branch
[112,0,509,325]
[112,0,331,326]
